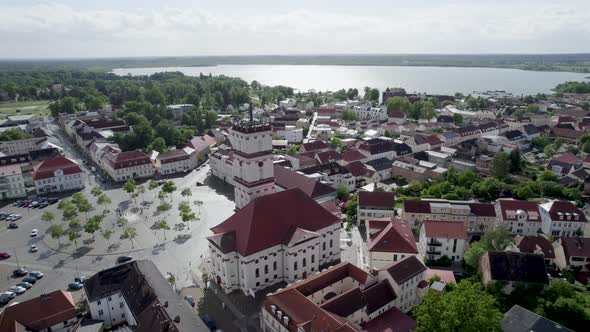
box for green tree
[117,217,128,227]
[336,185,350,200]
[509,149,523,173]
[181,188,192,202]
[194,200,204,216]
[97,194,112,213]
[453,113,463,125]
[414,280,502,332]
[201,273,209,291]
[41,211,55,226]
[149,137,167,153]
[161,181,177,201]
[90,186,103,197]
[385,96,411,112]
[68,230,79,250]
[122,227,137,248]
[68,217,81,230]
[0,129,33,141]
[101,229,115,247]
[342,110,358,121]
[84,215,103,240]
[50,224,65,245]
[464,226,513,270]
[136,184,146,203]
[77,199,93,221]
[491,152,511,179]
[123,179,136,201]
[156,219,171,240]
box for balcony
[427,240,443,246]
[426,248,441,255]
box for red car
[576,273,589,285]
[0,252,11,259]
[19,200,32,207]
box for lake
[112,65,590,96]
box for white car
[30,229,38,237]
[1,291,16,299]
[7,286,26,295]
[30,245,38,252]
[12,214,21,220]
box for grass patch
[0,100,50,115]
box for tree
[63,204,78,220]
[148,179,159,194]
[136,185,146,203]
[181,188,192,202]
[50,224,65,245]
[464,241,487,270]
[69,217,81,230]
[84,215,103,240]
[161,181,177,201]
[123,179,137,201]
[181,212,197,231]
[101,229,115,246]
[336,185,350,200]
[341,110,358,121]
[414,280,502,332]
[194,200,204,215]
[68,230,79,250]
[166,272,176,290]
[385,96,411,112]
[156,219,171,240]
[122,227,137,248]
[509,149,523,173]
[90,186,103,197]
[0,128,33,141]
[491,152,511,179]
[42,211,55,226]
[116,218,128,229]
[364,88,380,103]
[157,201,172,213]
[453,113,463,125]
[149,137,167,153]
[465,226,513,270]
[97,194,112,213]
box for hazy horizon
[1,0,589,58]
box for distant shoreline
[2,54,590,74]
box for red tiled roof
[0,290,77,332]
[423,220,467,239]
[320,200,342,217]
[369,218,417,253]
[295,262,370,296]
[209,188,340,256]
[342,149,367,162]
[424,135,443,146]
[361,307,416,332]
[32,156,82,180]
[345,161,374,177]
[425,269,456,284]
[552,152,578,164]
[316,150,342,164]
[302,140,330,152]
[561,237,590,259]
[387,111,406,119]
[157,148,193,164]
[402,199,431,214]
[498,199,541,223]
[516,235,555,259]
[358,191,395,209]
[551,127,584,140]
[362,280,397,314]
[106,150,151,169]
[542,200,587,223]
[384,256,427,284]
[188,134,216,153]
[274,165,336,199]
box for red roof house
[32,156,82,180]
[368,218,418,254]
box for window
[273,261,277,271]
[329,239,333,248]
[98,310,104,316]
[122,313,126,318]
[256,282,260,287]
[255,268,260,277]
[108,296,112,301]
[303,258,307,267]
[264,265,268,274]
[294,262,298,271]
[64,321,69,326]
[311,255,315,263]
[97,300,101,305]
[323,243,326,250]
[120,302,124,308]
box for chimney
[174,315,181,323]
[164,301,168,308]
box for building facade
[0,164,27,199]
[32,156,84,194]
[419,220,467,263]
[401,199,497,232]
[357,191,396,225]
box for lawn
[0,100,50,115]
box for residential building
[275,125,303,143]
[376,256,428,313]
[513,235,555,266]
[187,134,217,160]
[353,102,387,121]
[298,162,355,191]
[229,119,275,209]
[359,138,397,161]
[300,141,330,153]
[367,218,419,270]
[152,147,198,175]
[357,191,396,225]
[274,165,337,204]
[207,188,341,295]
[365,158,393,181]
[553,237,590,272]
[419,220,467,263]
[495,199,542,235]
[84,260,208,331]
[391,159,447,183]
[479,251,549,293]
[32,156,84,194]
[0,290,79,332]
[501,305,573,332]
[401,198,497,232]
[539,200,586,237]
[0,164,27,199]
[166,104,195,121]
[102,150,155,182]
[0,137,49,156]
[261,262,417,332]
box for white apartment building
[32,156,84,194]
[209,147,235,185]
[102,149,155,182]
[495,199,543,235]
[0,164,27,200]
[152,147,198,175]
[357,191,396,225]
[207,188,341,295]
[0,137,48,156]
[419,220,467,263]
[261,257,426,332]
[540,200,587,237]
[353,103,387,121]
[275,125,303,143]
[401,198,497,232]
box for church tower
[230,107,275,209]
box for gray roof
[501,305,572,332]
[84,260,208,332]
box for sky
[1,0,589,58]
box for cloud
[0,1,589,57]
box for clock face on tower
[258,161,264,167]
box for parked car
[30,229,38,237]
[30,245,38,253]
[11,214,22,220]
[8,223,18,229]
[16,282,32,289]
[201,315,217,331]
[68,282,83,290]
[12,268,28,277]
[8,286,26,295]
[22,277,37,284]
[116,255,133,263]
[47,198,59,204]
[21,200,33,207]
[29,271,44,279]
[29,201,39,208]
[1,291,16,300]
[74,276,86,284]
[38,202,49,209]
[13,200,23,206]
[0,295,11,306]
[184,295,195,307]
[0,213,8,220]
[0,252,11,259]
